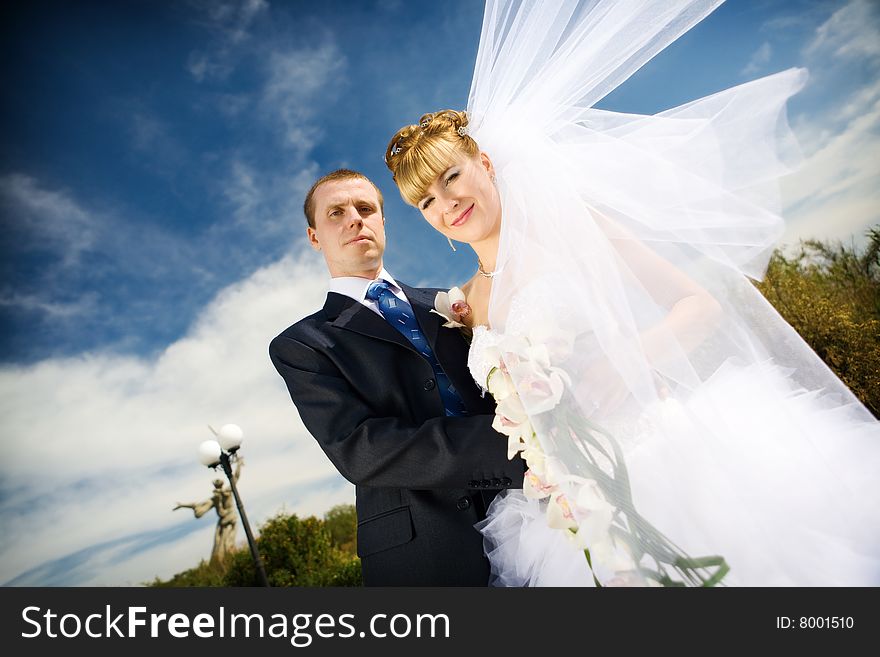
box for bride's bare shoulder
[460,275,478,298]
[458,273,492,330]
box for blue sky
[1,0,878,586]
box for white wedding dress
[459,0,880,586]
[468,321,880,587]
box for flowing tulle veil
[465,0,880,585]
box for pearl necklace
[477,259,500,278]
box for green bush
[755,226,880,418]
[149,507,362,587]
[224,512,361,587]
[322,503,358,556]
[146,559,227,588]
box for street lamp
[199,424,270,587]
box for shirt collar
[328,267,400,303]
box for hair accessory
[420,117,431,129]
[457,125,468,137]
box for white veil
[467,0,880,586]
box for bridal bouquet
[482,324,729,587]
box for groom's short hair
[303,169,385,228]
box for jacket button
[456,497,471,511]
[480,479,491,488]
[491,478,502,487]
[468,480,479,488]
[423,378,436,391]
[501,477,512,487]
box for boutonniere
[430,286,471,328]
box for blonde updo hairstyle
[385,109,479,206]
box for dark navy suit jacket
[269,282,524,586]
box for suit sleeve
[269,334,524,491]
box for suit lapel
[324,287,490,412]
[325,292,415,353]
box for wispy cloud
[209,39,346,247]
[0,251,352,585]
[741,42,772,76]
[1,176,190,330]
[186,0,270,82]
[805,0,880,62]
[783,84,880,246]
[0,291,99,319]
[220,158,317,237]
[1,174,98,270]
[781,0,880,247]
[261,43,347,153]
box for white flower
[491,397,534,460]
[520,438,546,475]
[508,361,571,414]
[486,366,515,400]
[496,334,532,362]
[492,414,532,459]
[571,480,615,548]
[589,535,638,584]
[522,469,556,499]
[546,492,578,530]
[430,287,469,328]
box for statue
[174,458,242,565]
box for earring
[447,236,457,252]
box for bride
[383,0,880,586]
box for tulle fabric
[466,0,880,585]
[477,490,596,587]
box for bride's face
[416,152,501,246]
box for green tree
[223,512,361,587]
[323,504,358,555]
[148,511,362,587]
[146,559,227,588]
[755,226,880,418]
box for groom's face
[308,178,386,278]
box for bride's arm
[598,212,724,365]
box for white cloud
[209,41,345,243]
[0,174,214,342]
[218,158,317,246]
[0,249,354,585]
[805,0,880,62]
[1,174,98,270]
[779,1,880,248]
[782,89,880,246]
[186,0,270,82]
[0,291,99,319]
[741,42,772,76]
[262,44,347,152]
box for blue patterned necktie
[365,280,467,417]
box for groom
[269,169,523,586]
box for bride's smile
[418,153,502,249]
[451,204,473,227]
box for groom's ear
[306,227,321,251]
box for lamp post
[198,424,270,587]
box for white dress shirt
[328,267,409,317]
